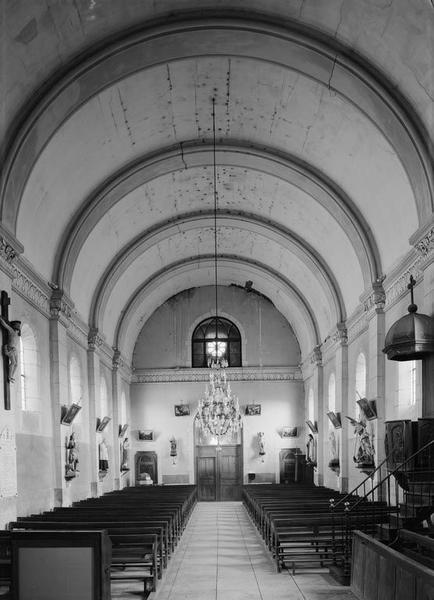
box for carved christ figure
[0,316,21,383]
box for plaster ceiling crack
[166,64,178,141]
[117,88,135,147]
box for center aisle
[147,502,357,600]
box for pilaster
[334,324,349,493]
[413,220,434,416]
[363,278,386,469]
[112,349,122,490]
[49,289,73,506]
[87,328,102,496]
[310,346,324,487]
[0,271,18,527]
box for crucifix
[407,275,417,312]
[0,291,21,410]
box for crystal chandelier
[196,99,243,443]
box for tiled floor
[112,502,358,600]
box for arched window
[355,352,367,412]
[19,323,39,411]
[192,317,241,367]
[328,372,336,413]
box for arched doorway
[194,418,243,501]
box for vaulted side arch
[54,143,381,296]
[2,14,432,234]
[113,256,321,363]
[89,211,346,332]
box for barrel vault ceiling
[1,0,433,362]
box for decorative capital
[0,237,18,264]
[88,327,103,350]
[112,348,122,370]
[310,345,323,367]
[363,276,386,315]
[50,288,73,325]
[332,322,348,346]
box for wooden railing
[330,439,434,578]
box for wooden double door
[196,445,242,501]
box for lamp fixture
[196,99,243,444]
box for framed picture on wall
[138,430,154,441]
[60,403,82,425]
[118,424,128,437]
[281,426,297,437]
[357,398,377,420]
[306,420,318,434]
[96,416,111,432]
[245,404,261,416]
[327,411,342,429]
[174,404,190,416]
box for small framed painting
[306,420,318,434]
[327,411,342,429]
[118,424,128,437]
[357,398,377,421]
[174,404,190,416]
[245,404,261,416]
[281,426,297,438]
[61,403,82,425]
[96,416,111,432]
[138,430,154,441]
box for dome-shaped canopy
[383,304,434,361]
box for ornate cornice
[346,307,368,344]
[361,276,386,318]
[0,224,23,276]
[413,222,434,266]
[132,366,302,384]
[384,253,423,310]
[11,258,51,316]
[66,313,89,349]
[321,322,348,358]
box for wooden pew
[0,531,11,593]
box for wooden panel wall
[351,531,434,600]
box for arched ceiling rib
[89,212,346,332]
[100,225,334,344]
[4,18,432,232]
[114,258,320,363]
[56,144,379,300]
[2,9,432,363]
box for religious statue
[65,432,79,478]
[328,430,339,471]
[0,315,21,383]
[99,438,109,472]
[306,433,317,466]
[347,417,375,467]
[170,437,177,464]
[120,437,129,471]
[258,432,265,461]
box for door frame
[195,439,243,501]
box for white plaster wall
[11,292,55,518]
[130,283,304,484]
[130,378,305,485]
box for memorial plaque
[0,426,17,498]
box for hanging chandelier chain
[212,97,218,323]
[195,98,243,444]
